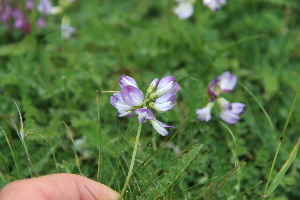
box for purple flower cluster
[0,0,33,33]
[111,75,179,136]
[1,0,75,37]
[196,71,245,124]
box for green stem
[119,124,143,200]
[263,87,300,198]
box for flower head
[203,0,227,11]
[110,75,178,136]
[197,71,245,125]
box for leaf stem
[119,123,143,200]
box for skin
[0,173,120,200]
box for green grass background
[0,0,299,199]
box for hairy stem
[119,123,143,199]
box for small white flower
[196,102,214,122]
[38,0,61,15]
[203,0,227,11]
[173,0,194,19]
[61,16,75,39]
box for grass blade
[240,83,274,130]
[265,137,300,197]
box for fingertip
[72,174,120,200]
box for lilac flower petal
[229,103,245,114]
[170,82,180,95]
[121,85,144,106]
[173,1,194,19]
[111,93,132,111]
[118,111,135,117]
[196,108,211,122]
[157,76,175,90]
[119,75,138,88]
[220,110,240,124]
[110,93,121,106]
[157,120,174,129]
[203,0,226,11]
[150,120,174,136]
[110,95,118,106]
[156,82,175,97]
[153,102,174,113]
[135,108,154,124]
[203,0,220,11]
[218,71,237,93]
[150,78,159,88]
[156,93,176,104]
[147,78,159,94]
[208,78,219,99]
[115,102,132,111]
[196,102,214,122]
[37,0,60,14]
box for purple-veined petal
[157,120,174,128]
[118,111,135,117]
[229,103,245,114]
[150,78,159,88]
[218,71,237,93]
[147,78,159,94]
[196,102,214,122]
[173,1,194,19]
[169,82,180,95]
[135,108,154,124]
[110,93,133,111]
[157,76,175,90]
[156,82,178,97]
[220,110,239,124]
[121,85,144,106]
[150,119,174,136]
[156,93,176,104]
[208,78,219,99]
[119,75,138,88]
[110,94,119,107]
[153,101,174,113]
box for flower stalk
[119,123,143,200]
